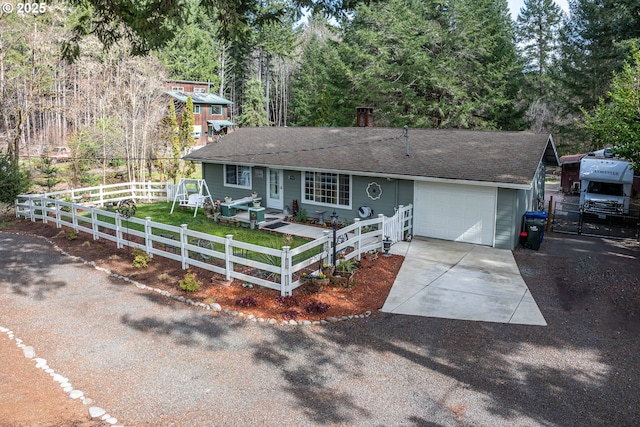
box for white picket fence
[383,204,413,243]
[13,183,411,296]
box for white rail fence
[15,182,170,217]
[14,183,412,296]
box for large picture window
[224,165,251,188]
[304,172,350,207]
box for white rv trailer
[579,155,634,215]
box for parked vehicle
[579,156,634,215]
[47,146,72,162]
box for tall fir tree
[237,79,271,127]
[516,0,564,99]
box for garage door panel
[414,182,496,246]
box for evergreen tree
[37,157,61,192]
[156,101,181,183]
[0,155,31,208]
[155,0,222,84]
[237,79,271,127]
[557,0,620,114]
[289,18,350,126]
[179,97,196,178]
[446,0,527,130]
[516,0,564,99]
[338,0,452,127]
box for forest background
[1,0,639,189]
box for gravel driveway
[1,231,639,426]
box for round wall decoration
[366,182,382,200]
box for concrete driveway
[383,237,546,325]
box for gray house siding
[202,163,413,222]
[495,187,536,250]
[495,189,516,249]
[288,174,413,223]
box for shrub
[0,154,31,206]
[294,209,308,223]
[336,259,358,273]
[236,296,258,308]
[281,309,300,320]
[304,301,330,315]
[132,248,150,268]
[179,271,200,292]
[65,229,77,240]
[275,295,299,307]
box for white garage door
[414,182,496,246]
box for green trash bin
[526,225,542,250]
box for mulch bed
[2,218,403,322]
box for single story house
[185,127,559,249]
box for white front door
[266,168,284,210]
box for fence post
[281,246,291,296]
[115,215,122,249]
[180,224,188,269]
[29,197,35,222]
[100,185,106,207]
[41,196,47,224]
[354,218,362,261]
[225,234,234,281]
[92,209,98,240]
[71,203,78,231]
[322,230,331,265]
[145,217,153,257]
[54,199,61,228]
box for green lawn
[92,203,321,265]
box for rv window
[587,181,623,196]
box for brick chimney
[356,107,374,127]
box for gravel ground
[1,230,639,426]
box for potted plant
[331,259,358,288]
[250,191,258,198]
[313,272,330,286]
[321,263,335,276]
[224,196,232,204]
[252,199,261,207]
[300,272,314,285]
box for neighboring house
[164,80,235,146]
[185,127,560,249]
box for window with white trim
[224,165,251,188]
[210,105,223,115]
[171,86,184,91]
[193,88,206,93]
[304,172,350,207]
[194,105,201,114]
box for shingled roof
[185,127,558,188]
